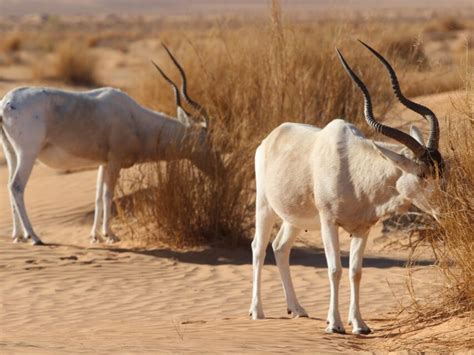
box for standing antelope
[249,40,444,334]
[1,44,219,245]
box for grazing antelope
[1,44,219,245]
[249,40,444,335]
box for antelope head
[152,44,222,177]
[336,41,444,219]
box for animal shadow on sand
[42,241,434,268]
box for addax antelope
[249,40,444,334]
[1,44,220,245]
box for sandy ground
[0,88,465,353]
[0,165,424,353]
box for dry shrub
[117,2,415,247]
[425,16,467,33]
[52,41,98,86]
[387,56,473,351]
[0,32,22,52]
[0,32,24,65]
[381,36,428,69]
[425,70,473,313]
[403,69,463,97]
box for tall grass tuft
[117,1,411,247]
[52,41,98,86]
[385,52,473,351]
[420,65,473,317]
[0,32,22,52]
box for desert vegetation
[120,7,472,347]
[384,62,473,351]
[0,1,472,351]
[47,40,98,86]
[114,5,472,249]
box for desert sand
[0,89,462,353]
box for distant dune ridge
[0,0,473,16]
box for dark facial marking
[418,149,445,179]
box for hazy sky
[0,0,472,16]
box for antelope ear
[372,142,418,174]
[410,125,425,146]
[177,106,194,128]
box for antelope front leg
[320,217,345,334]
[348,232,371,335]
[101,163,120,244]
[272,223,308,318]
[90,165,105,243]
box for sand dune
[1,234,415,353]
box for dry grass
[0,32,22,52]
[52,41,98,86]
[0,32,24,65]
[380,35,428,69]
[383,55,473,351]
[403,69,464,97]
[32,40,99,86]
[116,3,437,247]
[424,16,467,33]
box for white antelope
[1,44,219,245]
[249,41,444,335]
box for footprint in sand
[59,255,78,261]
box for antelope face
[190,125,225,178]
[373,141,442,219]
[397,162,441,220]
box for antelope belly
[38,144,101,170]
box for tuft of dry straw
[115,3,438,248]
[382,50,473,351]
[32,40,99,86]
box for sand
[1,89,466,353]
[0,153,405,353]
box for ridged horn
[357,40,440,150]
[336,48,426,158]
[161,43,210,129]
[151,59,187,114]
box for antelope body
[249,41,444,335]
[1,45,216,245]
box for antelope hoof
[352,327,372,335]
[13,236,26,243]
[325,325,346,334]
[287,305,309,318]
[32,238,44,246]
[90,234,104,244]
[105,235,119,244]
[326,320,346,334]
[249,306,265,320]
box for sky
[0,0,472,17]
